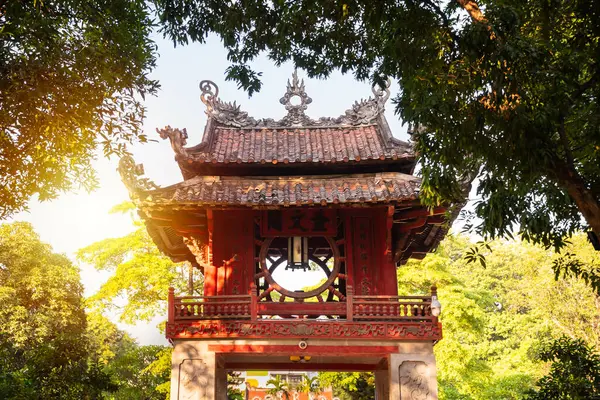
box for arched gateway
[120,73,461,400]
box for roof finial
[199,80,219,109]
[118,155,159,198]
[279,69,312,125]
[371,78,391,104]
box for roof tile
[189,126,410,165]
[142,173,420,207]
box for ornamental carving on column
[400,361,430,400]
[179,359,209,400]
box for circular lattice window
[258,236,342,301]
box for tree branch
[558,116,575,170]
[455,0,496,39]
[570,64,600,102]
[422,0,459,45]
[455,0,487,24]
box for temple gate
[120,73,454,399]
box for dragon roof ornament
[198,72,391,128]
[118,155,159,198]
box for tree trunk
[555,162,600,238]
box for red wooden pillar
[168,287,174,323]
[346,285,354,321]
[250,282,257,321]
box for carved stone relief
[399,361,430,400]
[178,359,211,400]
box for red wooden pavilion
[120,73,458,400]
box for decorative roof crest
[279,70,313,126]
[198,73,391,129]
[118,155,159,197]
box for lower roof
[138,172,420,208]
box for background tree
[77,203,200,323]
[87,312,171,399]
[227,372,245,400]
[321,233,599,399]
[0,1,158,218]
[297,375,321,398]
[266,375,291,400]
[399,233,599,399]
[525,337,600,400]
[0,222,114,399]
[153,0,600,250]
[317,372,374,400]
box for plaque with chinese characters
[261,210,337,237]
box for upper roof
[159,72,415,179]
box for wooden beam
[394,206,446,221]
[225,362,381,372]
[395,218,428,232]
[208,345,398,355]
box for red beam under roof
[225,362,381,372]
[208,345,398,355]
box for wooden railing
[351,296,433,321]
[168,285,438,323]
[169,289,252,321]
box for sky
[10,33,419,345]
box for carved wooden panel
[167,320,442,341]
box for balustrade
[168,286,438,323]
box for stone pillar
[388,344,438,399]
[375,369,390,400]
[170,341,218,400]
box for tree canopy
[0,222,113,398]
[154,0,600,249]
[525,336,600,400]
[0,221,171,399]
[77,203,198,324]
[0,0,157,218]
[321,233,600,399]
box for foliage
[227,372,244,400]
[553,251,600,295]
[102,341,170,400]
[154,0,600,249]
[397,233,599,399]
[525,336,600,400]
[297,375,321,396]
[321,233,598,399]
[317,372,374,400]
[86,312,171,399]
[0,0,158,218]
[77,203,200,323]
[0,222,114,399]
[267,375,291,400]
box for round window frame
[259,236,341,299]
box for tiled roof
[157,75,415,175]
[140,173,420,207]
[192,125,411,165]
